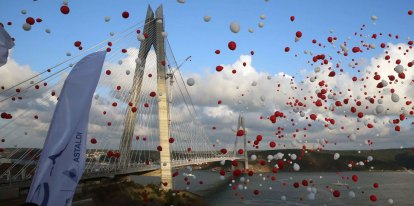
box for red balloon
[277,159,284,169]
[295,31,302,38]
[26,17,35,25]
[269,141,276,148]
[90,138,97,144]
[290,16,295,22]
[169,137,175,143]
[228,41,236,50]
[236,129,244,136]
[220,148,227,154]
[352,174,358,182]
[333,190,340,197]
[408,10,413,15]
[293,182,299,188]
[352,47,361,53]
[370,195,377,202]
[122,11,129,18]
[233,169,242,177]
[60,6,70,14]
[74,41,81,47]
[216,65,224,72]
[157,146,162,151]
[302,179,308,186]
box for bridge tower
[233,114,248,170]
[118,5,173,190]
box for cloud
[181,43,414,150]
[1,43,414,153]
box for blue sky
[1,0,413,77]
[1,1,414,150]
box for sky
[1,0,414,151]
[1,0,413,75]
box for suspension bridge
[0,5,248,194]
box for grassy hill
[244,149,414,172]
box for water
[132,171,414,206]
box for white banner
[26,51,106,206]
[0,26,14,67]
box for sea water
[132,171,414,206]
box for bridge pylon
[118,5,173,190]
[233,114,248,170]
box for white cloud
[1,43,414,152]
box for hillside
[244,149,414,172]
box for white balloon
[186,78,195,86]
[118,60,123,65]
[66,52,71,56]
[161,32,168,37]
[203,16,211,22]
[135,58,142,65]
[349,191,356,198]
[63,0,69,5]
[251,81,257,86]
[376,105,384,114]
[137,34,145,41]
[260,96,265,102]
[230,22,240,33]
[394,65,404,74]
[334,153,340,160]
[22,23,31,31]
[267,155,273,161]
[109,32,115,36]
[293,163,300,171]
[307,192,316,200]
[21,10,27,15]
[349,134,357,141]
[260,14,266,20]
[281,195,287,201]
[388,198,394,204]
[258,22,264,28]
[391,93,400,102]
[371,15,378,21]
[251,154,257,161]
[45,28,51,33]
[104,16,111,22]
[290,154,297,160]
[240,177,245,183]
[177,0,185,3]
[367,156,373,162]
[126,70,131,75]
[248,28,254,33]
[276,152,284,159]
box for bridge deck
[0,157,240,188]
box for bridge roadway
[0,157,239,189]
